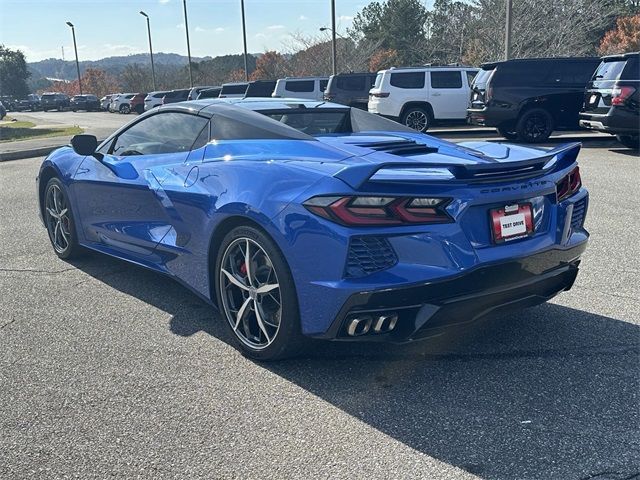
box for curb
[0,144,67,162]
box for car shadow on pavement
[69,252,640,480]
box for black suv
[324,72,377,109]
[467,57,600,142]
[41,93,71,112]
[245,80,277,97]
[70,94,100,111]
[579,52,639,149]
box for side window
[430,71,463,89]
[621,58,639,80]
[319,79,328,91]
[336,76,366,91]
[111,112,209,156]
[390,72,425,89]
[286,80,314,92]
[546,62,598,85]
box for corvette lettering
[480,180,549,193]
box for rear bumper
[579,110,640,135]
[467,107,513,128]
[314,242,586,342]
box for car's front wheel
[401,106,432,133]
[616,134,640,150]
[215,225,304,361]
[43,178,82,259]
[119,104,130,114]
[515,108,554,143]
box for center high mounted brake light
[304,196,452,226]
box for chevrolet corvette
[37,99,589,360]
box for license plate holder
[490,203,534,243]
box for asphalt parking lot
[1,139,638,479]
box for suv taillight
[370,92,390,98]
[611,86,636,106]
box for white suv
[109,93,135,114]
[272,77,329,101]
[368,66,479,132]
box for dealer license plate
[490,203,534,243]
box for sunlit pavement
[1,141,638,479]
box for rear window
[336,75,366,91]
[41,94,55,99]
[263,110,348,134]
[152,92,167,98]
[390,72,425,89]
[430,71,462,89]
[285,80,314,92]
[622,57,639,80]
[594,60,626,81]
[473,69,494,88]
[373,73,383,88]
[246,82,276,96]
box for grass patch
[0,125,83,143]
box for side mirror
[71,134,98,156]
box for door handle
[432,93,441,96]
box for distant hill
[28,52,212,81]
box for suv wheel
[616,135,640,150]
[119,104,131,114]
[402,107,431,133]
[497,125,518,140]
[515,108,554,143]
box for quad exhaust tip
[346,313,398,336]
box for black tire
[497,125,518,140]
[616,134,640,150]
[119,104,130,114]
[215,225,304,361]
[401,106,432,133]
[515,108,554,143]
[43,109,48,112]
[43,178,83,260]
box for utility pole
[504,0,513,60]
[241,0,249,82]
[66,22,82,94]
[330,0,337,75]
[183,0,193,87]
[140,11,157,91]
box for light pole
[182,0,193,87]
[65,22,82,94]
[504,0,513,60]
[140,11,157,91]
[240,0,249,82]
[330,0,337,75]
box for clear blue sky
[0,0,434,62]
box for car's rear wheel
[401,107,432,133]
[43,178,82,259]
[515,108,554,143]
[616,134,640,150]
[497,125,518,140]
[215,226,304,361]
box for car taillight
[370,92,390,98]
[303,196,452,226]
[611,86,635,106]
[556,166,581,202]
[484,69,496,103]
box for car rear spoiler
[333,142,581,189]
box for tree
[48,80,79,96]
[349,0,429,66]
[0,45,31,97]
[81,68,119,97]
[599,14,640,54]
[369,48,399,71]
[250,51,290,80]
[121,64,152,92]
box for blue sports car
[37,98,588,360]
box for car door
[428,70,468,119]
[72,111,210,258]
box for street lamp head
[319,27,329,32]
[66,21,74,28]
[139,11,148,17]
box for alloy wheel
[405,110,428,132]
[523,114,549,141]
[219,237,282,350]
[45,184,72,254]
